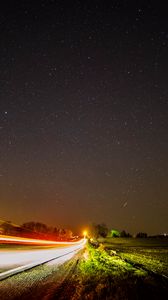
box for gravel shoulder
[0,250,83,300]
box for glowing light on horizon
[83,230,88,238]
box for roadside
[0,250,82,300]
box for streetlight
[83,230,87,238]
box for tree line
[90,223,148,239]
[0,221,73,240]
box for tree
[136,232,147,238]
[64,229,73,239]
[1,222,12,235]
[22,222,48,234]
[120,230,132,237]
[120,230,127,237]
[111,229,120,237]
[21,222,74,241]
[92,223,108,238]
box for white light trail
[0,234,82,245]
[0,238,86,280]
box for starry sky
[0,0,168,235]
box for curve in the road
[0,239,86,281]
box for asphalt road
[0,245,83,300]
[0,238,86,280]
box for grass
[72,240,168,299]
[78,243,147,278]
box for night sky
[0,1,168,235]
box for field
[101,237,168,276]
[0,237,168,299]
[72,237,168,299]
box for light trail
[0,234,81,245]
[0,238,86,280]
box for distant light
[83,230,87,237]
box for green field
[100,237,168,277]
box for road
[0,236,86,281]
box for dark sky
[0,0,168,235]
